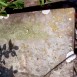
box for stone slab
[0,8,75,77]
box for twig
[43,53,75,77]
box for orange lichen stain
[48,21,59,32]
[21,43,26,49]
[51,25,59,32]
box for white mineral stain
[0,14,9,19]
[0,16,3,19]
[66,51,76,63]
[4,14,9,19]
[42,9,50,14]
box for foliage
[0,0,52,16]
[0,0,24,16]
[39,0,45,5]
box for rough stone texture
[0,8,75,77]
[49,62,73,77]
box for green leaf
[12,0,24,9]
[0,0,7,2]
[39,0,45,5]
[7,0,24,9]
[0,0,24,16]
[8,3,17,9]
[0,1,8,7]
[0,5,2,9]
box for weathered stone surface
[0,8,75,77]
[49,62,73,77]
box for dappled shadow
[0,66,18,77]
[0,39,19,77]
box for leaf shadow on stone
[0,39,19,77]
